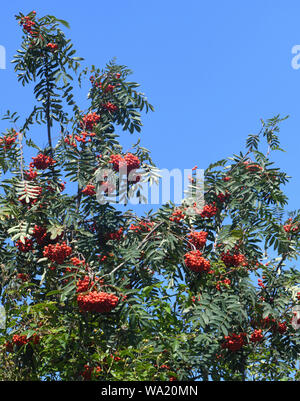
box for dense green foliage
[0,11,300,381]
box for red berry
[221,250,246,267]
[221,332,247,352]
[187,231,208,249]
[16,238,34,253]
[129,221,154,233]
[0,131,18,150]
[77,291,119,313]
[200,203,218,219]
[30,154,56,170]
[250,329,264,343]
[80,112,101,131]
[184,250,210,273]
[170,209,185,223]
[102,101,118,113]
[82,184,96,196]
[43,242,72,264]
[109,153,141,175]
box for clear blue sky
[0,0,300,213]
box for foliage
[0,11,300,381]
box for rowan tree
[0,11,300,381]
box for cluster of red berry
[276,321,287,334]
[216,278,231,291]
[82,184,96,196]
[30,154,56,170]
[64,135,77,148]
[200,202,218,219]
[80,364,101,380]
[77,291,119,313]
[191,294,201,303]
[77,131,96,143]
[97,254,109,263]
[129,221,154,233]
[250,329,263,343]
[154,363,171,370]
[19,12,36,35]
[184,250,211,273]
[32,225,48,246]
[32,225,63,248]
[16,238,34,253]
[0,131,18,150]
[65,131,96,147]
[17,273,30,282]
[46,42,58,51]
[80,112,101,131]
[221,332,247,352]
[104,84,115,93]
[105,227,123,241]
[105,353,122,363]
[255,316,287,334]
[221,250,247,267]
[89,75,102,88]
[170,209,185,223]
[109,153,141,175]
[283,219,299,234]
[71,257,86,268]
[187,231,208,249]
[76,275,102,293]
[6,333,40,352]
[89,76,116,93]
[243,161,263,172]
[216,191,231,203]
[102,102,118,113]
[24,167,38,181]
[43,242,72,264]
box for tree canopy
[0,11,300,381]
